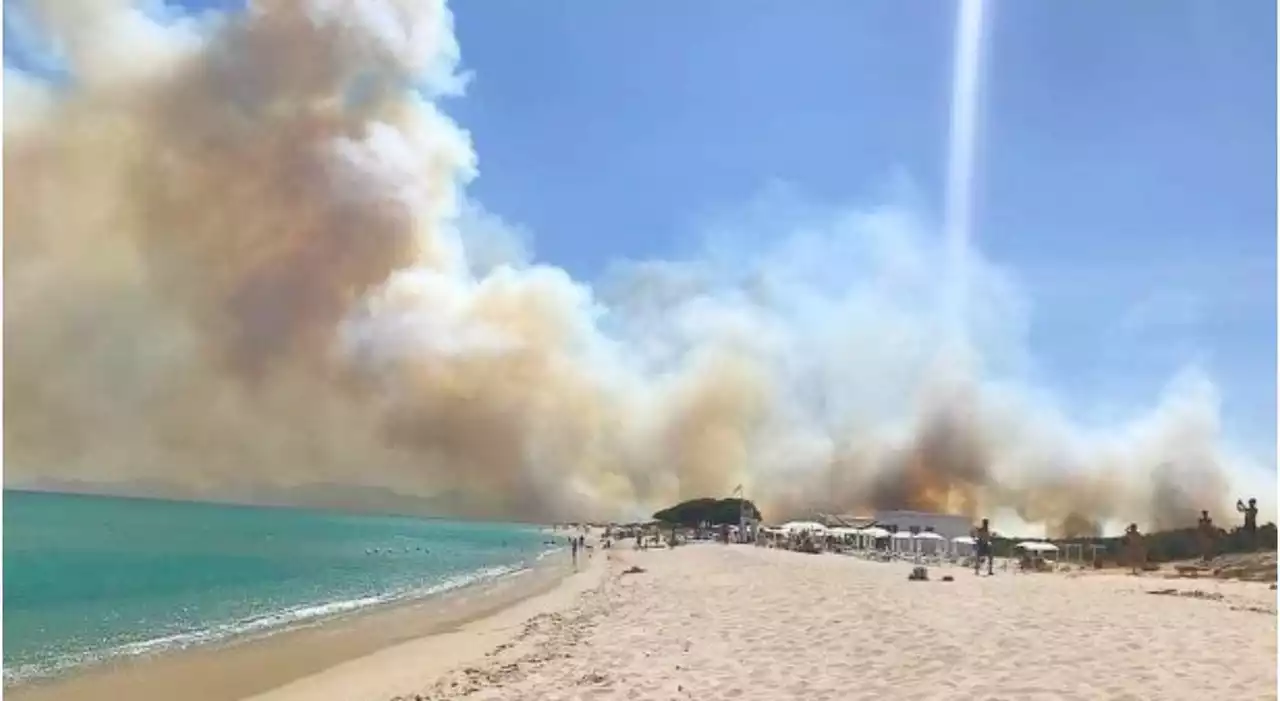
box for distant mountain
[6,478,504,521]
[13,477,200,500]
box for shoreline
[8,544,1272,700]
[248,546,610,701]
[7,547,594,701]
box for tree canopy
[653,497,762,526]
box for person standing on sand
[1237,498,1259,551]
[1123,523,1145,574]
[570,536,579,567]
[1197,510,1217,562]
[973,518,994,576]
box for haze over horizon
[4,0,1275,536]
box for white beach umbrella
[1016,541,1059,552]
[860,527,891,538]
[951,535,976,545]
[781,521,827,534]
[914,532,946,541]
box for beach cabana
[829,526,860,537]
[914,531,947,556]
[856,527,890,552]
[828,526,859,547]
[950,535,976,559]
[890,530,914,556]
[1014,541,1060,572]
[759,526,788,547]
[777,521,827,553]
[781,521,827,534]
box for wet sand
[6,550,588,701]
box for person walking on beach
[973,518,994,576]
[1237,498,1259,551]
[570,535,579,567]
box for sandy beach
[264,543,1275,701]
[15,543,1275,701]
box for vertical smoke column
[866,0,995,520]
[942,0,988,347]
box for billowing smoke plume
[4,0,1267,534]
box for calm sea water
[3,490,554,685]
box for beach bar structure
[872,510,972,541]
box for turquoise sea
[3,490,555,685]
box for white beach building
[871,510,972,541]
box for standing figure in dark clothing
[1237,498,1259,550]
[1123,523,1145,575]
[1196,510,1217,563]
[973,518,994,576]
[570,536,579,567]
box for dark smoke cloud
[4,0,1270,534]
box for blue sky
[5,0,1275,474]
[438,0,1276,461]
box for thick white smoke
[4,0,1271,533]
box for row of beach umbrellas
[772,522,1060,552]
[776,521,955,542]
